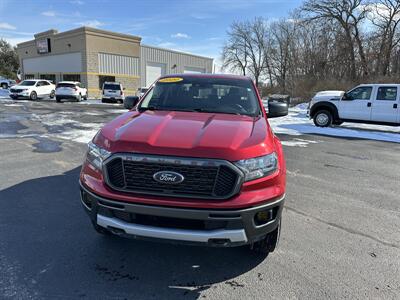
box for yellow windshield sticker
[158,77,183,83]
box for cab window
[345,87,372,100]
[376,87,397,101]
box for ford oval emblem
[153,171,185,184]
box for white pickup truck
[309,84,400,127]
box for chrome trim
[102,153,244,200]
[97,214,248,243]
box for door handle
[367,102,372,107]
[394,104,398,109]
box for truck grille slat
[104,155,242,199]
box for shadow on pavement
[0,167,265,299]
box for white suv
[309,84,400,127]
[102,82,125,103]
[55,81,88,102]
[9,79,55,100]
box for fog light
[255,210,273,226]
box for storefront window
[40,74,56,83]
[99,75,116,89]
[25,74,35,79]
[63,74,81,82]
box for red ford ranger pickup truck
[79,74,286,255]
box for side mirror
[124,96,140,109]
[266,101,289,118]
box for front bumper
[80,182,284,247]
[10,91,30,98]
[102,96,124,101]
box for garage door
[184,66,206,74]
[146,62,166,87]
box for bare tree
[222,18,268,87]
[302,0,369,79]
[269,20,296,93]
[221,0,400,100]
[221,26,248,76]
[368,0,400,76]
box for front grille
[10,89,21,93]
[104,155,242,199]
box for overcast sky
[0,0,301,64]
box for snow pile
[269,104,400,144]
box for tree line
[222,0,400,99]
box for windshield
[19,80,36,86]
[104,84,121,90]
[139,77,260,116]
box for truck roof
[358,83,400,87]
[159,73,252,81]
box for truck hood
[96,110,275,161]
[312,90,344,101]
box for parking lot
[1,95,400,299]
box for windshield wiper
[138,106,161,112]
[139,106,194,113]
[192,108,242,115]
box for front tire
[83,93,88,100]
[50,90,55,99]
[56,96,61,103]
[1,83,8,89]
[313,110,332,127]
[30,91,37,101]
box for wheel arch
[310,102,339,120]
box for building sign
[36,39,50,54]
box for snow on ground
[30,113,105,144]
[0,93,123,107]
[0,110,106,144]
[4,104,23,107]
[0,89,10,99]
[269,104,400,145]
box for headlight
[86,141,111,170]
[234,152,278,181]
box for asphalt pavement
[0,98,399,299]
